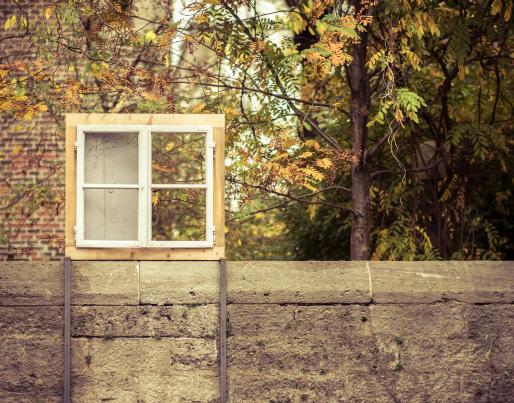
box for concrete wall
[0,261,512,402]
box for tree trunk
[348,1,371,260]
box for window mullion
[206,127,214,246]
[139,127,150,247]
[146,127,152,245]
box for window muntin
[76,125,214,248]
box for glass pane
[151,189,206,241]
[84,189,138,241]
[152,132,205,184]
[85,132,138,184]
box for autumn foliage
[1,0,513,260]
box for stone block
[228,304,371,338]
[369,303,467,337]
[227,306,376,375]
[228,334,376,374]
[72,305,218,338]
[72,261,139,305]
[460,367,514,402]
[0,261,63,305]
[0,306,63,401]
[140,261,219,305]
[0,306,63,336]
[462,304,514,339]
[227,371,463,402]
[227,261,370,303]
[72,338,218,402]
[228,371,366,403]
[0,335,63,402]
[370,261,514,303]
[72,373,218,403]
[72,338,217,375]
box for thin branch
[229,178,351,211]
[220,1,343,150]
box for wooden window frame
[65,114,225,260]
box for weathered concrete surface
[0,306,63,402]
[227,302,514,402]
[370,261,514,303]
[72,261,139,305]
[228,371,456,402]
[0,260,513,402]
[140,261,219,304]
[72,305,218,338]
[227,304,371,338]
[227,261,371,303]
[71,338,218,402]
[0,261,63,305]
[140,261,371,304]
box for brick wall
[0,0,64,260]
[0,0,169,260]
[0,261,512,402]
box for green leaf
[327,26,358,38]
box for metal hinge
[74,142,78,153]
[73,226,77,242]
[212,226,216,244]
[211,141,216,158]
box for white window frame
[75,124,214,248]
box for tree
[184,0,513,259]
[1,0,512,260]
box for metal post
[219,258,227,403]
[64,257,71,403]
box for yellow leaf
[11,144,22,156]
[192,102,206,113]
[298,151,313,159]
[304,139,320,150]
[194,14,209,24]
[4,15,17,30]
[303,181,317,192]
[307,203,318,219]
[505,0,512,21]
[22,110,33,121]
[152,193,159,206]
[144,30,157,44]
[316,158,332,169]
[491,0,502,15]
[287,10,307,34]
[394,108,404,125]
[37,103,48,112]
[165,142,174,152]
[301,167,324,181]
[44,6,54,20]
[273,152,289,160]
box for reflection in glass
[85,132,138,184]
[152,189,206,241]
[152,132,205,184]
[84,189,138,240]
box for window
[65,114,225,260]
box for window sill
[65,246,225,260]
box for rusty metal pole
[219,258,227,403]
[64,257,71,403]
